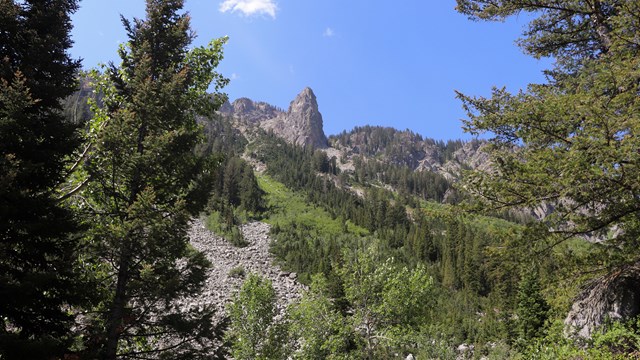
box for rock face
[219,87,328,149]
[432,140,491,181]
[220,97,281,125]
[264,87,328,148]
[565,263,640,338]
[329,125,490,181]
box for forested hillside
[2,0,640,359]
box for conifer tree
[516,267,549,340]
[0,1,85,357]
[456,1,640,266]
[77,0,228,358]
[239,162,265,214]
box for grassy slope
[257,173,368,237]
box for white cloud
[230,73,239,80]
[219,0,277,18]
[323,27,335,37]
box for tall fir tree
[0,1,85,358]
[76,0,228,358]
[516,266,549,340]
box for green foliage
[515,268,550,341]
[259,173,367,236]
[206,210,249,247]
[206,155,265,225]
[339,249,435,358]
[512,319,640,359]
[255,133,415,237]
[454,4,640,355]
[288,275,354,360]
[592,318,640,356]
[352,156,451,202]
[227,274,291,360]
[258,173,368,284]
[259,163,529,350]
[229,265,246,278]
[455,0,619,63]
[456,1,640,268]
[0,0,89,357]
[282,247,439,359]
[76,0,228,358]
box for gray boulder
[565,262,640,338]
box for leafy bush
[226,274,291,359]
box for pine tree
[77,0,228,358]
[0,1,86,357]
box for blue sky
[70,0,551,140]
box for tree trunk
[103,249,131,360]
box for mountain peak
[288,87,318,114]
[294,86,315,100]
[219,87,328,149]
[280,87,327,148]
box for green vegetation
[457,0,640,269]
[72,1,228,358]
[238,119,639,358]
[205,210,248,247]
[229,265,246,278]
[226,274,290,360]
[259,174,367,237]
[288,275,354,359]
[0,1,87,357]
[3,0,640,358]
[250,141,545,354]
[258,173,367,284]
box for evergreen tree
[221,156,243,206]
[516,267,549,340]
[0,1,85,357]
[239,163,265,214]
[456,1,640,267]
[77,0,228,358]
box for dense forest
[2,0,640,359]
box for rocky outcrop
[435,140,491,181]
[328,125,490,181]
[263,87,328,148]
[219,88,328,149]
[565,263,640,338]
[219,97,282,125]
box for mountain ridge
[219,87,490,182]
